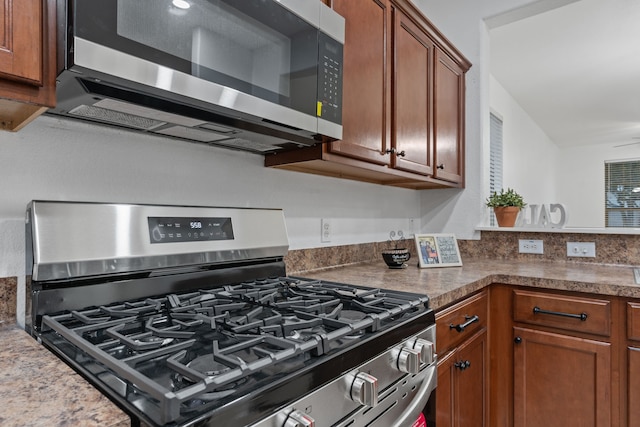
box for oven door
[65,0,343,134]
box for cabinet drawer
[627,302,640,341]
[436,290,488,353]
[513,290,611,336]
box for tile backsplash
[285,240,409,274]
[457,230,640,265]
[285,230,640,274]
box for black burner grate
[40,277,430,425]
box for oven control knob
[348,372,379,407]
[410,338,435,365]
[283,409,315,427]
[397,347,421,374]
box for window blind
[605,159,640,227]
[489,113,503,226]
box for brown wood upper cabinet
[393,9,434,177]
[0,0,56,131]
[433,49,465,183]
[265,0,471,190]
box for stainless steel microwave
[50,0,344,154]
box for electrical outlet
[321,218,331,243]
[567,242,596,257]
[409,218,418,237]
[519,239,544,254]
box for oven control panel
[254,325,436,427]
[148,216,234,243]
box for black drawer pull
[450,315,479,332]
[533,306,588,321]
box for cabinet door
[433,49,465,184]
[513,326,611,427]
[629,347,640,426]
[329,0,391,165]
[0,0,43,85]
[392,9,433,176]
[436,350,456,427]
[455,328,487,426]
[436,328,487,427]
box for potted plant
[486,188,526,227]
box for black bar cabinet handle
[533,306,588,321]
[450,314,479,332]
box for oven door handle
[390,363,437,427]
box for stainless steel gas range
[26,201,436,427]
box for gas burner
[171,366,248,410]
[338,309,368,323]
[287,325,327,341]
[187,354,233,377]
[343,329,366,339]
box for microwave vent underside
[69,104,164,130]
[68,100,285,152]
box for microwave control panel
[318,32,343,125]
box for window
[489,112,503,226]
[605,159,640,227]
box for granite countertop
[0,326,130,427]
[299,259,640,310]
[1,259,638,426]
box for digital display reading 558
[148,217,234,243]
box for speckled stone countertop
[0,326,130,427]
[298,259,640,310]
[1,258,638,426]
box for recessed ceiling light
[172,0,190,10]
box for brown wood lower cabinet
[513,326,612,427]
[437,285,640,426]
[436,328,487,426]
[628,347,640,426]
[435,290,488,426]
[488,286,622,427]
[627,302,640,426]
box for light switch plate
[567,242,596,257]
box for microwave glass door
[75,0,320,117]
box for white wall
[413,0,543,235]
[1,115,424,251]
[557,144,640,228]
[490,76,559,208]
[555,144,605,227]
[490,79,640,229]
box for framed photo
[414,233,462,268]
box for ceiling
[489,0,640,148]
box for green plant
[485,188,526,208]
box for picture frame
[414,233,463,268]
